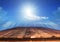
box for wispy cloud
[39,16,49,20]
[53,7,60,19]
[53,7,60,24]
[2,21,12,28]
[0,7,17,31]
[0,7,7,16]
[0,7,7,21]
[0,21,16,31]
[45,21,60,30]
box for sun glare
[25,7,33,15]
[21,5,40,21]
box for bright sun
[25,7,33,15]
[21,4,40,20]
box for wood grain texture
[0,27,60,42]
[0,27,60,38]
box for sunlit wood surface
[0,27,60,42]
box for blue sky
[0,0,60,31]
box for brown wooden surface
[0,27,60,42]
[0,27,60,38]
